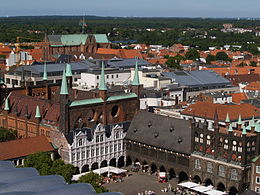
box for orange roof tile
[244,81,260,91]
[231,93,248,104]
[0,136,54,160]
[181,101,260,121]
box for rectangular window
[256,177,260,184]
[91,149,94,157]
[116,74,119,78]
[81,151,85,159]
[105,146,108,154]
[112,75,114,79]
[96,148,99,156]
[195,137,199,142]
[97,76,99,79]
[86,150,90,158]
[257,166,260,174]
[114,144,117,152]
[107,75,109,79]
[118,143,121,151]
[256,187,260,193]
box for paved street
[104,171,179,195]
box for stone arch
[118,156,125,168]
[159,165,166,172]
[193,175,202,184]
[109,158,117,167]
[82,164,89,173]
[169,168,176,180]
[100,160,108,168]
[228,186,238,195]
[150,163,157,174]
[217,182,226,192]
[126,156,132,166]
[178,171,189,183]
[204,178,214,186]
[91,162,99,170]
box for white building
[76,69,131,90]
[65,122,129,173]
[130,69,171,90]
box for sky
[1,0,260,18]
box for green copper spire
[60,69,68,95]
[255,123,260,133]
[65,64,73,77]
[132,58,140,86]
[43,63,48,81]
[4,97,9,111]
[35,105,41,118]
[99,61,107,91]
[238,114,242,125]
[225,112,230,123]
[251,116,255,127]
[228,123,233,132]
[242,126,247,135]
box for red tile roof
[181,101,260,121]
[231,93,248,104]
[96,48,143,59]
[0,136,54,160]
[244,81,260,91]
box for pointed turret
[4,97,9,111]
[35,105,41,118]
[238,114,242,125]
[60,69,68,95]
[99,61,107,91]
[242,126,247,136]
[65,63,73,77]
[225,112,230,123]
[43,63,48,81]
[132,58,140,86]
[228,123,233,133]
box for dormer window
[134,128,137,133]
[78,139,83,146]
[148,122,152,127]
[154,132,159,138]
[170,126,174,132]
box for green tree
[0,127,17,142]
[79,171,108,193]
[185,49,200,60]
[206,54,216,63]
[166,56,182,70]
[52,159,76,183]
[216,52,229,61]
[24,152,76,183]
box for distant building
[251,156,260,193]
[45,34,111,60]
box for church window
[232,146,237,151]
[81,151,85,159]
[105,146,108,154]
[114,144,117,152]
[207,162,213,173]
[91,149,94,157]
[231,169,238,180]
[218,165,225,177]
[96,148,99,156]
[195,159,201,170]
[77,152,80,160]
[116,132,120,139]
[72,153,75,161]
[238,147,242,152]
[86,150,90,158]
[101,147,104,155]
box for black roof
[125,110,192,155]
[140,89,162,98]
[66,121,131,145]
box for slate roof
[12,61,96,76]
[107,58,151,69]
[125,111,192,155]
[0,161,123,195]
[140,89,162,98]
[0,136,54,160]
[162,70,231,87]
[66,121,131,145]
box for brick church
[0,61,141,139]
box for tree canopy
[79,171,108,193]
[216,51,230,61]
[23,152,76,183]
[185,49,200,60]
[0,127,17,142]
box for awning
[178,181,200,189]
[191,185,213,193]
[204,189,227,195]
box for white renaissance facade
[67,122,128,173]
